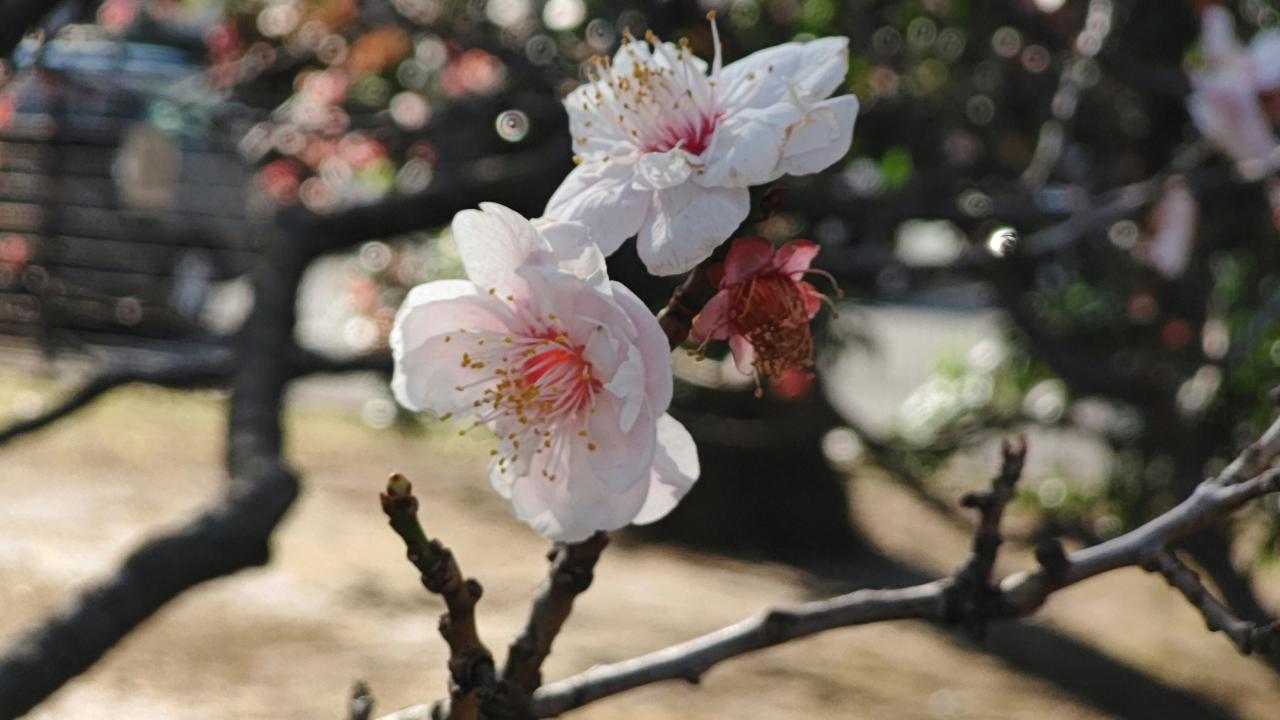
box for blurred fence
[0,31,260,353]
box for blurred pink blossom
[1187,7,1280,176]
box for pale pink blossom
[1188,7,1280,176]
[390,203,699,541]
[1140,176,1198,279]
[690,237,834,388]
[546,18,858,276]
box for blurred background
[2,0,1280,717]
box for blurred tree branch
[0,347,392,448]
[0,352,233,446]
[0,137,542,709]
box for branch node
[381,473,495,715]
[1147,549,1279,657]
[495,533,610,716]
[1033,538,1070,580]
[350,681,375,720]
[946,436,1028,638]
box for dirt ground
[3,367,1280,719]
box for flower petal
[609,281,674,413]
[533,217,611,292]
[718,37,850,112]
[1249,31,1280,91]
[729,333,755,375]
[586,392,657,492]
[777,95,859,178]
[637,185,750,276]
[774,239,820,279]
[603,344,646,433]
[633,414,700,525]
[721,236,776,284]
[504,445,650,541]
[392,328,507,416]
[516,266,632,355]
[690,289,732,343]
[634,149,695,190]
[800,282,824,318]
[451,203,548,294]
[389,280,517,370]
[1144,178,1198,280]
[698,104,800,187]
[1188,77,1279,170]
[390,280,483,347]
[1202,6,1245,66]
[545,160,651,257]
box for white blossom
[546,19,858,275]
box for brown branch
[959,436,1028,583]
[278,141,570,259]
[350,681,375,720]
[493,533,610,715]
[0,137,556,715]
[1146,550,1279,656]
[0,349,391,450]
[487,417,1280,718]
[945,436,1027,638]
[657,261,717,351]
[528,581,949,717]
[0,353,233,448]
[381,474,494,720]
[0,224,308,718]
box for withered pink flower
[390,203,699,541]
[690,237,836,389]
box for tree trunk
[629,380,861,562]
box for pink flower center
[519,334,601,417]
[642,112,719,157]
[574,24,725,162]
[453,326,603,479]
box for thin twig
[0,222,310,718]
[657,262,717,350]
[1146,550,1279,655]
[945,436,1027,637]
[0,349,392,449]
[494,533,610,715]
[526,581,949,717]
[444,417,1280,718]
[350,681,375,720]
[0,354,233,448]
[381,474,494,720]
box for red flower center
[519,334,600,416]
[643,113,719,157]
[728,273,816,380]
